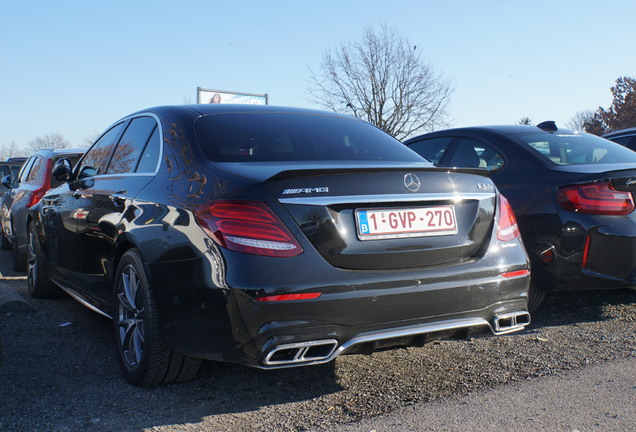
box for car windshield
[516,132,636,165]
[195,112,427,163]
[9,165,21,177]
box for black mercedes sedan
[28,105,530,385]
[405,123,636,311]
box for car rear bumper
[584,224,636,285]
[149,240,531,368]
[534,220,636,290]
[257,305,530,369]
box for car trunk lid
[234,164,498,271]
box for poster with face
[197,87,268,105]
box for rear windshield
[516,132,636,165]
[195,112,426,163]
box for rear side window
[18,157,35,183]
[406,137,452,164]
[135,126,161,173]
[107,116,158,174]
[77,122,125,178]
[518,132,636,165]
[195,112,427,163]
[449,138,505,171]
[25,157,43,183]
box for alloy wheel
[116,264,145,371]
[27,230,37,290]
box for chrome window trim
[77,112,163,180]
[131,112,163,175]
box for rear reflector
[496,194,520,242]
[195,200,303,257]
[255,293,322,302]
[502,269,530,278]
[557,181,635,215]
[581,234,591,268]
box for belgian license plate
[355,205,458,240]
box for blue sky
[2,0,635,151]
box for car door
[41,124,127,292]
[11,155,43,248]
[73,116,160,308]
[1,156,34,241]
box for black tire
[527,279,546,313]
[113,249,201,386]
[12,233,27,272]
[27,222,59,298]
[0,228,10,250]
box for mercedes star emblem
[404,173,421,192]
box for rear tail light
[27,188,48,208]
[496,194,520,242]
[27,159,53,208]
[557,181,635,215]
[195,200,303,257]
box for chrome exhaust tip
[263,339,338,366]
[493,311,531,334]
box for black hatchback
[29,105,530,385]
[405,124,636,311]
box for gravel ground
[1,276,635,432]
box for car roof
[30,148,85,158]
[6,157,27,163]
[405,124,582,142]
[602,127,636,138]
[0,160,25,165]
[450,124,577,135]
[130,104,359,120]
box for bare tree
[308,25,453,140]
[565,110,595,131]
[517,117,533,125]
[26,133,70,154]
[0,141,25,159]
[83,131,102,148]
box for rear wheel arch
[111,238,139,284]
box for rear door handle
[72,190,83,199]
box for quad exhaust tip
[493,311,531,334]
[263,339,338,366]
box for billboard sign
[197,87,268,105]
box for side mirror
[78,165,97,180]
[1,175,13,189]
[52,158,73,183]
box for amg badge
[282,187,329,195]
